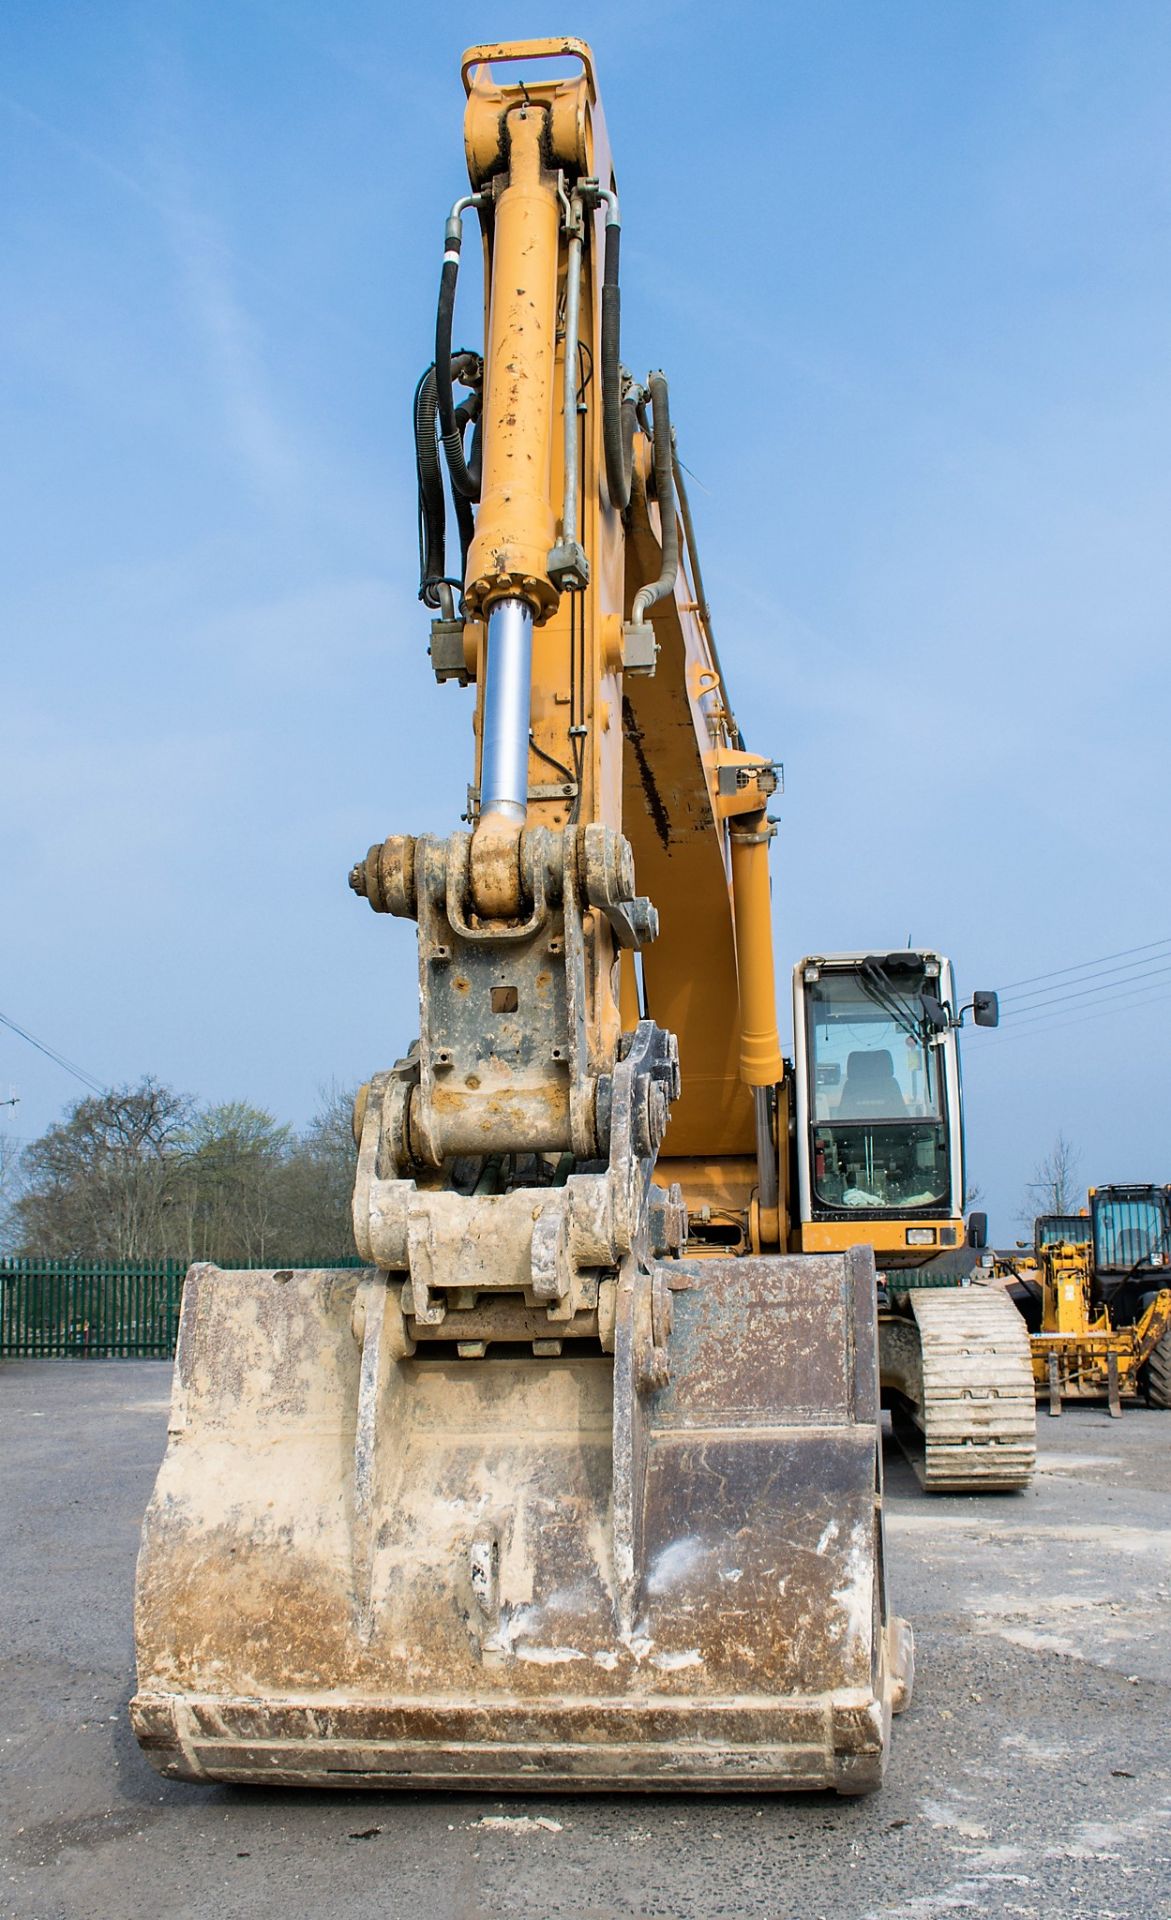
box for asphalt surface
[2,1359,1169,1920]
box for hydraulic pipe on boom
[730,814,785,1241]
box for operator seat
[837,1049,906,1119]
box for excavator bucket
[132,1247,911,1793]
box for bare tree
[1020,1130,1082,1224]
[277,1082,359,1260]
[12,1079,359,1265]
[0,1131,22,1251]
[177,1102,292,1266]
[13,1080,192,1259]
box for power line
[999,973,1171,1035]
[964,978,1171,1055]
[0,1011,106,1095]
[1002,948,1171,1008]
[1000,958,1171,1018]
[999,935,1171,994]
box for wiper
[858,958,935,1103]
[858,958,923,1048]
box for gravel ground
[1,1359,1169,1920]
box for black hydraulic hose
[452,472,475,596]
[413,366,447,609]
[448,395,481,592]
[435,240,479,501]
[601,222,634,510]
[453,382,483,498]
[631,372,679,621]
[453,406,483,588]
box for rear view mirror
[967,1212,988,1250]
[972,990,999,1029]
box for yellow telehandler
[132,37,1026,1795]
[1006,1186,1171,1414]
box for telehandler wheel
[1144,1330,1171,1409]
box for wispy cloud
[1,84,339,502]
[150,149,302,500]
[0,89,163,212]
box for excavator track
[892,1287,1036,1492]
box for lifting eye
[490,985,519,1013]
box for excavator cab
[791,954,1035,1491]
[792,952,971,1263]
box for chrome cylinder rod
[480,596,534,823]
[754,1085,779,1213]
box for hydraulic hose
[435,213,482,501]
[421,193,488,611]
[601,214,635,511]
[413,366,446,609]
[450,404,476,593]
[413,364,480,610]
[630,372,679,624]
[452,364,483,496]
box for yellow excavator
[132,37,1029,1795]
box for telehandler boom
[131,37,921,1793]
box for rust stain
[622,696,671,851]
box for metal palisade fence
[0,1258,187,1358]
[0,1256,364,1359]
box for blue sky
[3,1,1170,1237]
